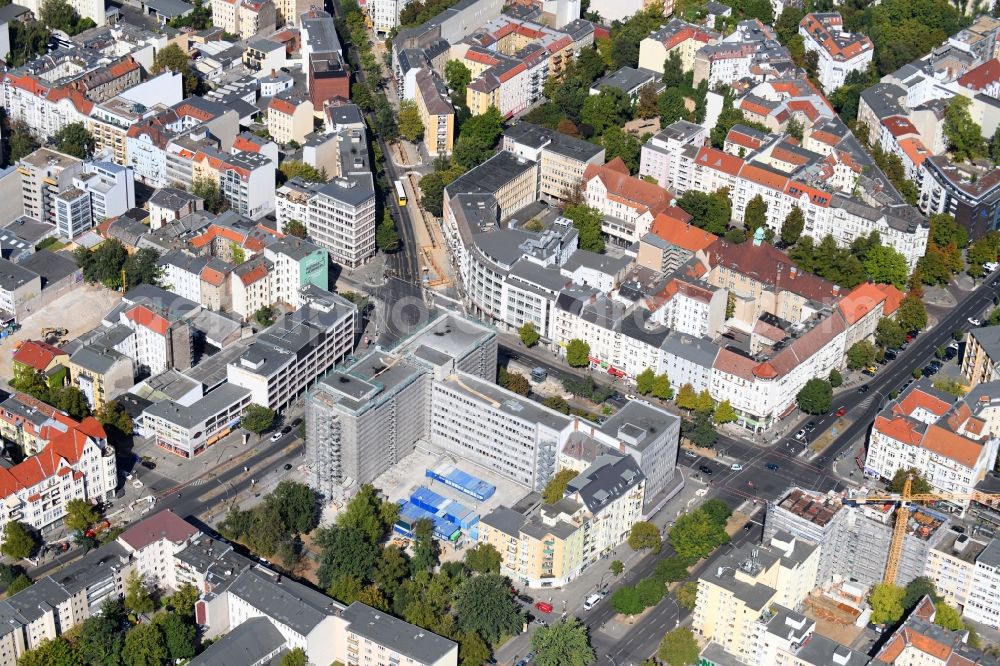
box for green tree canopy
[781,206,806,246]
[265,481,320,534]
[864,245,910,289]
[611,586,645,615]
[279,160,326,183]
[241,403,275,434]
[53,123,94,158]
[1,521,38,560]
[124,572,154,615]
[581,88,631,135]
[669,510,729,563]
[64,498,99,532]
[398,100,425,142]
[896,296,928,333]
[566,339,591,367]
[464,542,502,574]
[532,617,596,666]
[744,195,768,236]
[876,318,906,349]
[445,60,472,99]
[627,521,662,553]
[543,468,579,504]
[889,468,933,495]
[869,583,906,625]
[846,340,878,370]
[658,627,700,666]
[944,95,984,162]
[456,573,523,644]
[150,43,199,95]
[796,378,832,414]
[519,322,540,347]
[122,622,167,666]
[562,204,605,253]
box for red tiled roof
[695,146,744,177]
[872,283,904,316]
[959,58,1000,91]
[583,159,673,216]
[119,510,199,551]
[882,115,918,138]
[838,282,889,325]
[12,340,66,372]
[649,213,717,252]
[269,97,298,115]
[897,388,953,420]
[126,305,170,336]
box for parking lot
[0,283,122,380]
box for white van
[583,594,602,611]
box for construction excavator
[40,327,67,345]
[847,475,1000,584]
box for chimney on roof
[833,284,840,295]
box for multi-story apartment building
[227,287,356,411]
[694,534,819,660]
[798,13,873,93]
[263,236,329,307]
[300,8,350,109]
[16,149,84,226]
[67,343,134,410]
[765,487,950,587]
[582,158,676,247]
[864,381,1000,513]
[502,122,605,204]
[148,188,204,231]
[638,120,708,189]
[638,19,720,73]
[276,175,377,268]
[655,137,930,270]
[305,312,496,498]
[119,303,194,375]
[267,94,314,145]
[963,325,1000,387]
[415,68,456,157]
[142,384,252,458]
[0,415,116,535]
[479,453,645,587]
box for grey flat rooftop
[592,66,659,94]
[440,371,571,431]
[132,368,202,402]
[49,541,130,596]
[395,312,494,366]
[186,339,251,390]
[143,383,250,428]
[661,331,720,367]
[70,344,127,374]
[317,352,424,413]
[188,616,286,666]
[3,217,56,245]
[225,568,344,636]
[446,151,536,201]
[598,400,678,452]
[341,602,457,665]
[21,250,77,288]
[971,325,1000,361]
[0,257,37,292]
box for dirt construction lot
[0,284,122,380]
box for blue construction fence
[425,466,496,501]
[393,485,482,542]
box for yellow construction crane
[847,476,1000,584]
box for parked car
[884,349,899,361]
[766,463,780,471]
[805,421,817,432]
[534,601,553,614]
[794,429,807,441]
[283,463,293,471]
[517,594,534,605]
[698,464,713,475]
[858,385,870,394]
[945,348,958,361]
[986,261,999,272]
[281,425,292,434]
[969,317,982,326]
[835,407,847,417]
[730,463,743,471]
[922,365,939,377]
[584,594,603,611]
[684,450,698,458]
[269,431,283,442]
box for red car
[835,407,847,417]
[534,601,553,614]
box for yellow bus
[394,179,407,206]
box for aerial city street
[0,0,1000,663]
